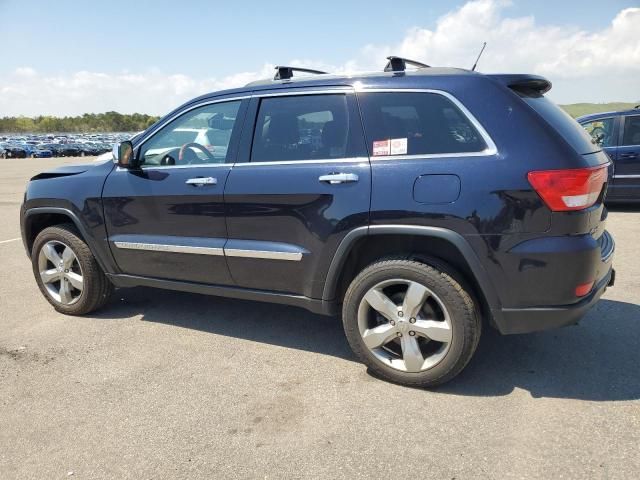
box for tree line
[0,112,160,133]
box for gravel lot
[1,158,639,479]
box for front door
[223,89,371,299]
[102,97,247,285]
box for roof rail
[274,66,328,81]
[384,56,430,73]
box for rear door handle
[319,173,359,184]
[620,153,638,159]
[185,177,217,186]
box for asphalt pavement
[1,158,638,479]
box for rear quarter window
[518,91,600,155]
[358,92,489,157]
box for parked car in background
[41,143,64,156]
[0,144,6,159]
[578,106,640,202]
[30,145,53,158]
[73,143,101,157]
[58,144,81,157]
[3,144,29,158]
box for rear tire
[31,224,113,315]
[342,259,481,387]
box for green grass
[560,102,639,118]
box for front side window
[251,94,351,162]
[139,100,241,167]
[358,92,488,157]
[580,118,616,147]
[622,115,640,146]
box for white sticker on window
[390,138,408,155]
[372,139,391,156]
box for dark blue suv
[20,59,615,387]
[578,106,640,202]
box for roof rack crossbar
[274,66,328,81]
[384,56,430,73]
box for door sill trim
[106,274,336,315]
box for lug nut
[398,311,404,317]
[409,317,416,323]
[390,320,396,326]
[64,269,69,273]
[397,332,402,337]
[409,331,416,336]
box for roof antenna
[471,42,487,71]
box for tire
[31,224,113,315]
[342,259,481,388]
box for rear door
[102,96,248,285]
[614,114,640,199]
[223,88,371,299]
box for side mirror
[113,141,136,168]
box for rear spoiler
[487,74,552,94]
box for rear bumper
[497,266,614,334]
[493,229,615,334]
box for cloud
[1,0,638,116]
[0,65,276,117]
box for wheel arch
[322,225,504,327]
[22,207,115,274]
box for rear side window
[358,92,488,157]
[519,91,599,155]
[622,115,640,146]
[251,94,353,162]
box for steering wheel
[178,143,215,163]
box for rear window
[519,91,600,155]
[358,92,488,157]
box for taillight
[527,165,608,212]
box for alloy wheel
[37,240,84,305]
[357,279,453,372]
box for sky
[0,0,638,116]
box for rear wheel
[32,224,113,315]
[342,259,481,387]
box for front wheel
[31,224,113,315]
[342,259,481,387]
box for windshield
[518,91,600,155]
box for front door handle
[319,173,359,185]
[185,177,217,186]
[619,153,638,159]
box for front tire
[31,224,113,315]
[342,259,481,387]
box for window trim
[620,114,640,147]
[355,88,498,160]
[125,87,497,169]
